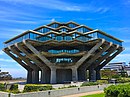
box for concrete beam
[3,49,32,71]
[75,39,105,68]
[84,42,112,70]
[23,40,53,67]
[96,47,124,70]
[16,43,49,83]
[8,46,40,83]
[15,43,48,69]
[8,46,38,70]
[94,44,119,69]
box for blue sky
[0,0,130,78]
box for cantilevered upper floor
[4,21,123,47]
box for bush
[23,84,52,92]
[97,80,108,85]
[10,84,18,91]
[104,84,130,97]
[116,78,130,83]
[81,82,98,87]
[67,85,77,88]
[9,84,20,93]
[0,83,5,91]
[58,85,77,89]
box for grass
[81,93,105,97]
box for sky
[0,0,130,78]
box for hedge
[116,78,130,83]
[23,84,53,92]
[0,83,5,91]
[10,84,18,91]
[81,82,98,87]
[104,84,130,97]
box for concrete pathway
[61,90,104,97]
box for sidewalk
[61,90,104,97]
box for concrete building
[102,62,126,72]
[3,21,124,84]
[103,62,130,76]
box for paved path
[62,90,104,97]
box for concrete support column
[41,69,46,83]
[27,70,32,84]
[32,70,39,84]
[72,68,78,81]
[89,67,96,82]
[50,67,56,84]
[78,69,86,81]
[96,69,101,80]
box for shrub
[23,84,52,92]
[10,84,18,91]
[104,84,130,97]
[116,78,130,83]
[9,84,20,94]
[0,83,5,91]
[97,80,108,85]
[67,85,77,88]
[81,82,98,87]
[58,85,77,89]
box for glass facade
[56,58,73,63]
[48,49,79,54]
[76,27,90,33]
[68,23,77,28]
[36,27,51,33]
[60,28,68,32]
[5,30,122,47]
[5,21,123,48]
[49,23,59,28]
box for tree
[101,69,119,79]
[0,67,12,80]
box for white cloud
[1,68,27,78]
[0,19,37,24]
[0,28,26,39]
[0,58,15,62]
[112,53,130,63]
[0,0,110,13]
[0,50,4,55]
[123,39,130,43]
[0,0,83,11]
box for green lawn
[81,93,105,97]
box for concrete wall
[0,84,110,97]
[0,92,9,97]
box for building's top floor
[4,21,123,47]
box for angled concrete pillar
[89,66,96,82]
[32,69,39,83]
[72,67,78,81]
[96,70,101,80]
[75,39,105,68]
[94,45,119,69]
[50,67,56,84]
[23,40,52,66]
[27,70,33,84]
[97,47,124,70]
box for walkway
[62,90,104,97]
